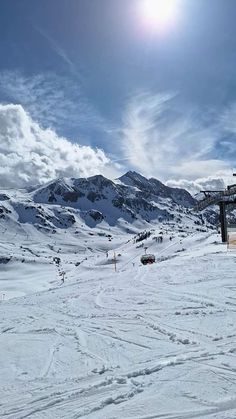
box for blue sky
[0,0,236,191]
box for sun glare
[140,0,179,31]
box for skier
[61,271,65,284]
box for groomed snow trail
[1,232,236,418]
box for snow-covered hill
[1,171,230,418]
[0,222,235,418]
[0,171,216,300]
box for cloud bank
[166,175,231,196]
[1,84,236,194]
[0,104,117,188]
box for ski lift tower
[194,174,236,243]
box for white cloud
[166,170,236,195]
[172,159,230,179]
[121,91,236,193]
[121,91,219,179]
[0,104,119,188]
[221,103,236,135]
[1,88,236,194]
[0,71,110,138]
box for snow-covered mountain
[0,171,215,232]
[119,171,195,207]
[1,173,233,419]
[33,170,195,210]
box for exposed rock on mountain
[0,171,214,230]
[31,171,197,225]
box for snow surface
[1,217,236,418]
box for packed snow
[1,217,236,418]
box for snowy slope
[0,172,231,418]
[1,223,236,418]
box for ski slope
[1,228,236,419]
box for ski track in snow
[1,227,236,418]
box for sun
[139,0,179,31]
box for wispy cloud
[0,70,111,142]
[121,91,236,192]
[33,25,82,80]
[1,74,236,193]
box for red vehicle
[140,254,156,265]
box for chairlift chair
[140,254,156,265]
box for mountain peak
[118,171,149,186]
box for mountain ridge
[0,171,215,231]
